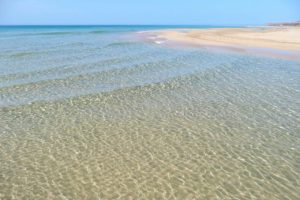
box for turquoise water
[0,25,235,107]
[0,26,300,199]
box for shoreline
[138,26,300,61]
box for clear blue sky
[0,0,299,25]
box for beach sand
[143,27,300,60]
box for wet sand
[141,27,300,60]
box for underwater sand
[0,26,300,199]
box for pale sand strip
[143,27,300,60]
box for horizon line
[0,23,257,26]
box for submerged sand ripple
[1,56,300,199]
[0,28,300,199]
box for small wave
[89,30,111,34]
[137,31,149,34]
[15,31,79,37]
[155,41,165,44]
[10,52,35,58]
[104,42,138,48]
[36,32,75,36]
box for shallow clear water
[0,26,300,200]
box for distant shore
[141,26,300,60]
[267,21,300,27]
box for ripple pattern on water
[0,27,300,200]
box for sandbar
[141,27,300,60]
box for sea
[0,25,299,199]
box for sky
[0,0,299,25]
